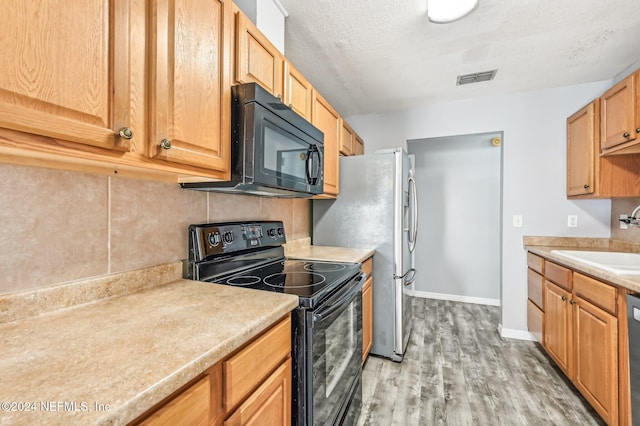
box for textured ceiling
[278,0,640,117]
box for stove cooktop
[212,259,361,308]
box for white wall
[347,81,613,337]
[256,0,287,54]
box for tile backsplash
[611,197,640,243]
[0,164,310,295]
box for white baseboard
[498,323,537,341]
[407,289,500,307]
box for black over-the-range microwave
[181,82,324,197]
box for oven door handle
[313,275,364,325]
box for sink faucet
[620,204,640,227]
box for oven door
[249,102,324,195]
[308,274,363,425]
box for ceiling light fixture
[427,0,478,23]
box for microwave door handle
[306,147,313,184]
[306,146,320,185]
[312,148,321,183]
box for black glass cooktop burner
[213,259,360,308]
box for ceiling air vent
[457,69,498,86]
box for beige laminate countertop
[0,273,298,425]
[524,237,640,294]
[286,245,375,264]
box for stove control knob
[208,232,221,247]
[277,227,284,236]
[267,228,277,237]
[223,231,234,244]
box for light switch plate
[568,215,578,228]
[513,215,523,228]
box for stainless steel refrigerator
[312,148,418,361]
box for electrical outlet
[513,215,523,228]
[621,214,629,230]
[568,215,578,228]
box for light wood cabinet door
[573,296,618,426]
[340,120,355,156]
[283,61,313,121]
[0,0,137,151]
[362,276,373,363]
[601,72,639,151]
[544,280,573,379]
[312,90,340,196]
[149,0,231,173]
[235,11,283,98]
[223,358,291,426]
[354,135,364,156]
[567,101,597,196]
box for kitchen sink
[550,250,640,275]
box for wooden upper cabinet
[312,90,341,196]
[235,11,283,98]
[149,0,231,174]
[340,120,355,156]
[566,97,640,199]
[601,71,640,153]
[567,101,597,196]
[283,60,313,121]
[354,134,364,155]
[0,0,136,152]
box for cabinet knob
[570,299,576,305]
[561,295,567,301]
[583,184,590,189]
[624,132,630,138]
[636,128,640,134]
[160,139,172,150]
[118,127,133,140]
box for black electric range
[185,221,364,425]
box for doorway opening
[407,131,503,306]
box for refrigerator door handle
[394,268,415,281]
[408,175,418,253]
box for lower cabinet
[362,257,373,363]
[134,315,292,426]
[529,254,625,426]
[544,280,574,378]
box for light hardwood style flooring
[357,298,604,426]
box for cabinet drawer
[527,299,543,343]
[362,257,373,278]
[527,252,544,275]
[224,316,291,412]
[527,268,544,310]
[573,272,617,314]
[140,376,210,426]
[545,261,572,290]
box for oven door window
[252,103,323,193]
[311,286,362,425]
